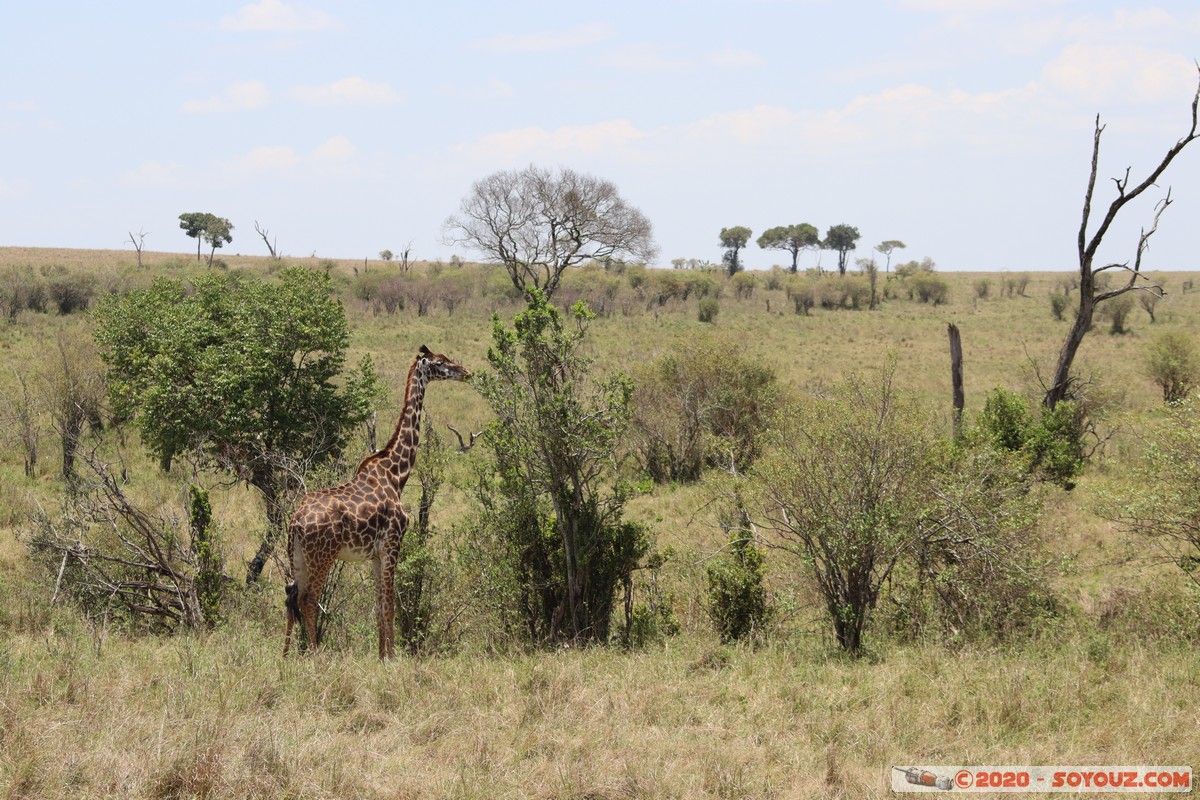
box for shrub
[697,297,719,323]
[789,282,815,315]
[471,291,651,645]
[705,500,770,643]
[764,265,786,291]
[973,279,991,300]
[1145,330,1199,403]
[975,388,1084,489]
[731,271,757,299]
[1050,292,1069,321]
[631,337,779,482]
[909,272,949,305]
[1103,293,1136,335]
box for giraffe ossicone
[283,345,471,658]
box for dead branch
[255,220,280,260]
[447,424,482,453]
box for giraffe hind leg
[283,580,300,656]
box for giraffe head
[417,345,472,382]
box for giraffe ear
[418,345,431,357]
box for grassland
[1,247,1198,798]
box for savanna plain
[0,247,1198,799]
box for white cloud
[219,0,335,32]
[452,119,647,164]
[477,22,612,53]
[182,80,269,113]
[707,48,765,68]
[291,77,401,107]
[311,135,356,163]
[1040,44,1195,106]
[230,145,301,175]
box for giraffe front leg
[376,557,398,659]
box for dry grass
[1,625,1197,799]
[2,248,1199,798]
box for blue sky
[2,0,1198,270]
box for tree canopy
[824,224,861,275]
[757,224,820,273]
[444,165,657,298]
[719,226,752,276]
[93,267,381,581]
[178,212,234,265]
[874,239,906,272]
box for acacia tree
[93,267,381,583]
[444,165,656,298]
[719,226,752,276]
[179,212,209,261]
[202,216,233,266]
[757,224,820,273]
[874,240,906,273]
[1045,70,1200,410]
[824,224,861,275]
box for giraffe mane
[355,354,422,474]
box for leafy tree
[202,216,233,266]
[445,165,657,299]
[757,224,820,273]
[93,267,381,583]
[824,224,860,275]
[719,226,752,276]
[874,239,906,273]
[471,290,650,645]
[379,249,394,262]
[178,212,234,266]
[178,212,210,261]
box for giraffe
[283,345,471,658]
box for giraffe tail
[285,580,300,624]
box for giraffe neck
[376,360,427,490]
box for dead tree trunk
[947,323,964,440]
[254,221,279,260]
[1045,68,1199,409]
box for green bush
[471,291,651,645]
[697,297,719,323]
[705,502,770,643]
[975,388,1084,489]
[1145,330,1199,403]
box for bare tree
[445,165,657,298]
[126,228,149,269]
[28,451,220,630]
[398,241,414,273]
[1045,68,1200,409]
[255,221,280,260]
